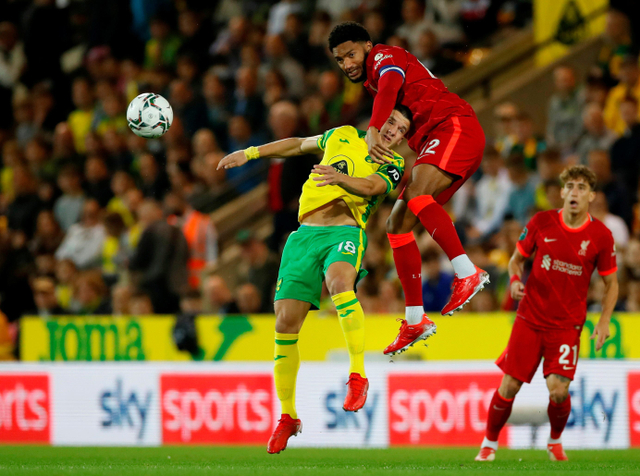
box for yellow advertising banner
[535,0,608,66]
[20,313,639,362]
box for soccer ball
[126,93,173,139]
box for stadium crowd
[0,0,638,353]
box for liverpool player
[475,165,618,462]
[328,22,489,355]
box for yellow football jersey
[298,126,405,229]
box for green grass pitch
[1,446,639,475]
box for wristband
[510,275,521,286]
[244,146,260,161]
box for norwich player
[218,107,411,454]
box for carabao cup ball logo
[127,93,173,139]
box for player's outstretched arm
[592,272,619,351]
[508,248,526,301]
[366,72,403,164]
[312,165,387,197]
[217,136,322,170]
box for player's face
[332,41,373,83]
[561,178,595,214]
[380,110,411,148]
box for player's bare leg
[545,374,571,461]
[389,163,489,318]
[268,299,309,454]
[475,374,523,461]
[384,199,437,355]
[326,261,369,411]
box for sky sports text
[100,379,151,441]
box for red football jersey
[516,209,617,330]
[364,44,475,152]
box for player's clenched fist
[510,280,525,301]
[217,150,248,170]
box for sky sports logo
[100,379,151,441]
[161,374,273,444]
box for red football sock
[485,389,514,442]
[407,195,465,261]
[548,395,571,440]
[387,232,423,307]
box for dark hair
[393,104,413,124]
[328,22,371,51]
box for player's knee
[549,386,569,404]
[327,275,353,296]
[274,305,303,334]
[500,376,523,399]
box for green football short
[274,225,368,310]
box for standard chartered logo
[541,254,551,271]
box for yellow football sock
[332,291,366,378]
[273,332,300,419]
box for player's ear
[365,41,373,53]
[560,186,567,200]
[588,190,596,203]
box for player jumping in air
[218,107,410,454]
[328,22,489,356]
[475,165,618,462]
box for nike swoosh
[274,355,287,361]
[562,366,574,370]
[493,405,506,411]
[544,238,557,242]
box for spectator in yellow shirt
[604,55,640,136]
[67,77,95,154]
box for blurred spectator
[610,96,640,195]
[169,79,209,138]
[226,116,265,193]
[492,102,519,157]
[74,270,111,315]
[32,277,64,317]
[128,199,189,313]
[237,230,279,313]
[55,259,77,311]
[210,16,250,69]
[52,122,82,172]
[307,11,333,71]
[231,66,265,130]
[627,279,640,312]
[268,0,303,36]
[414,30,462,77]
[236,283,262,314]
[129,291,154,315]
[138,153,170,201]
[363,10,388,45]
[67,77,95,154]
[282,13,311,68]
[24,137,52,181]
[180,289,202,315]
[202,70,231,147]
[395,0,428,52]
[165,191,218,289]
[597,9,634,87]
[603,55,640,135]
[204,274,240,314]
[13,98,37,148]
[587,149,633,226]
[505,154,537,225]
[543,179,564,209]
[534,149,563,211]
[1,140,22,205]
[0,22,26,128]
[102,212,127,286]
[584,76,609,109]
[0,228,36,321]
[55,199,106,270]
[7,165,42,239]
[466,147,512,239]
[84,156,113,207]
[29,210,63,256]
[421,248,454,312]
[112,283,133,316]
[267,101,319,250]
[96,94,128,137]
[144,15,182,69]
[590,190,629,249]
[177,10,214,69]
[107,171,136,227]
[546,66,585,151]
[509,112,546,171]
[54,165,85,231]
[424,0,465,45]
[574,103,616,165]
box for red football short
[496,316,582,383]
[399,114,485,205]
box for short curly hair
[559,165,597,190]
[328,22,371,51]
